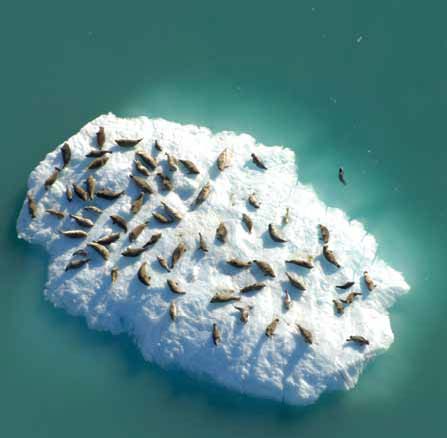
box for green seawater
[1,1,445,436]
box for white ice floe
[16,113,410,405]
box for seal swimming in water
[60,230,88,238]
[65,258,90,271]
[336,281,355,289]
[156,172,173,191]
[137,262,151,286]
[85,149,111,158]
[338,167,347,185]
[284,289,292,310]
[96,189,124,200]
[285,257,314,269]
[86,175,96,200]
[152,212,172,224]
[70,214,94,228]
[165,153,179,171]
[96,126,105,148]
[215,222,228,243]
[286,272,306,290]
[341,292,362,305]
[129,222,147,241]
[226,259,252,268]
[210,291,240,303]
[240,282,266,294]
[217,148,231,171]
[73,183,88,201]
[297,324,313,344]
[110,214,128,232]
[161,201,183,221]
[253,260,276,277]
[27,193,38,219]
[212,323,221,346]
[66,185,73,202]
[248,193,261,209]
[198,233,208,252]
[121,246,147,257]
[323,244,341,268]
[116,138,142,147]
[265,318,280,337]
[143,232,162,248]
[44,167,61,190]
[319,224,330,244]
[195,182,211,206]
[136,150,157,169]
[95,232,120,246]
[251,153,267,170]
[130,192,145,215]
[87,242,110,261]
[268,223,288,243]
[242,213,253,233]
[134,159,151,177]
[61,143,71,168]
[157,256,171,272]
[234,305,253,324]
[346,335,370,346]
[364,271,376,291]
[179,159,200,174]
[171,242,187,269]
[169,301,177,321]
[87,155,109,170]
[46,208,65,219]
[129,174,155,194]
[333,299,345,315]
[84,205,103,215]
[111,267,118,283]
[167,279,186,294]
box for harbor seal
[212,323,221,345]
[116,138,142,147]
[217,148,231,171]
[137,262,151,286]
[323,244,341,268]
[286,272,306,290]
[44,167,60,190]
[251,153,267,170]
[346,335,370,346]
[179,159,200,174]
[171,242,187,269]
[297,324,313,344]
[265,318,280,337]
[61,143,71,168]
[167,279,186,294]
[268,223,288,243]
[96,126,105,148]
[210,292,240,303]
[240,282,266,294]
[110,214,128,232]
[364,271,376,291]
[242,213,253,233]
[195,182,211,206]
[87,242,110,261]
[253,260,276,277]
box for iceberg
[16,113,410,405]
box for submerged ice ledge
[17,113,409,405]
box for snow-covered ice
[16,113,410,405]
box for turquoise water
[1,1,445,436]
